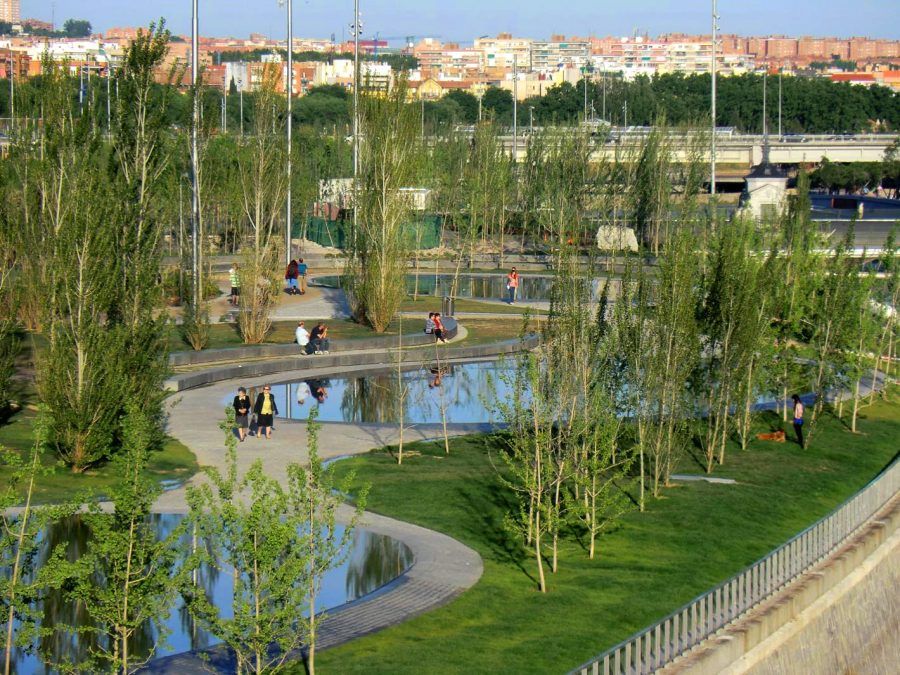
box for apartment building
[473,33,532,70]
[0,0,20,24]
[530,38,590,72]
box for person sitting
[307,321,331,355]
[424,312,436,334]
[295,321,310,354]
[433,313,448,343]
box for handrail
[569,456,900,675]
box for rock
[596,226,639,252]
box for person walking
[433,313,448,343]
[285,259,299,295]
[297,257,309,295]
[253,385,279,440]
[506,267,520,304]
[233,387,251,442]
[295,320,310,354]
[229,262,241,306]
[792,394,805,448]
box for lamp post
[512,52,517,163]
[279,0,294,264]
[191,0,201,307]
[710,0,719,198]
[529,105,534,134]
[351,0,361,235]
[238,74,244,136]
[8,48,14,132]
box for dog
[756,430,786,443]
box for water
[312,273,556,302]
[11,515,413,673]
[230,360,515,426]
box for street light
[710,0,719,198]
[529,106,534,134]
[191,0,201,307]
[279,0,293,263]
[238,74,244,136]
[350,1,362,235]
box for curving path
[146,361,489,672]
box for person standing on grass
[792,394,805,448]
[253,385,278,440]
[233,387,251,442]
[506,267,520,304]
[297,257,309,294]
[229,262,241,306]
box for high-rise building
[0,0,21,24]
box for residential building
[530,38,590,72]
[0,0,20,24]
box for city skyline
[21,0,900,42]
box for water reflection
[237,361,512,425]
[12,515,413,673]
[314,273,556,301]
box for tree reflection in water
[344,530,414,601]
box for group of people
[295,320,331,355]
[424,312,449,343]
[232,385,278,441]
[284,258,309,295]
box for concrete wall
[663,497,900,675]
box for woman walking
[792,394,805,448]
[233,387,251,442]
[285,259,299,295]
[253,385,279,439]
[506,267,520,304]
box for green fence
[297,216,442,250]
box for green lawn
[167,320,399,352]
[400,297,547,315]
[310,390,900,674]
[460,318,544,345]
[0,408,198,504]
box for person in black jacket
[253,385,279,439]
[233,387,251,442]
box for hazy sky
[25,1,900,42]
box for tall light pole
[778,71,783,138]
[191,0,201,307]
[352,0,361,234]
[602,63,606,122]
[529,105,534,134]
[8,48,14,132]
[106,62,112,131]
[512,52,518,163]
[238,73,244,136]
[280,0,293,264]
[710,0,718,198]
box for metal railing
[570,456,900,675]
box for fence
[570,456,900,675]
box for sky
[24,1,900,42]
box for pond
[229,360,515,426]
[312,273,556,302]
[11,515,413,673]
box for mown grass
[400,296,547,315]
[0,408,198,505]
[309,389,900,674]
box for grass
[167,319,399,352]
[309,389,900,674]
[0,407,198,505]
[460,318,545,345]
[400,296,547,315]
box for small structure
[741,161,789,220]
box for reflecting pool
[230,360,515,425]
[12,515,413,673]
[312,273,556,301]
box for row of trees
[488,133,898,591]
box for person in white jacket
[295,321,310,354]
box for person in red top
[433,313,448,343]
[506,267,520,304]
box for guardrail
[570,456,900,675]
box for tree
[481,87,513,125]
[237,65,287,344]
[55,405,184,673]
[184,412,366,674]
[63,20,92,38]
[345,80,422,332]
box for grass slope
[311,390,899,674]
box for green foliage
[62,20,92,38]
[183,410,366,674]
[51,405,184,673]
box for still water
[230,360,515,426]
[312,273,555,301]
[12,515,413,673]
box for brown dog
[756,430,786,443]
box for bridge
[498,133,898,168]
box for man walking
[297,257,309,295]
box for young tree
[56,405,184,673]
[237,66,287,344]
[345,81,422,332]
